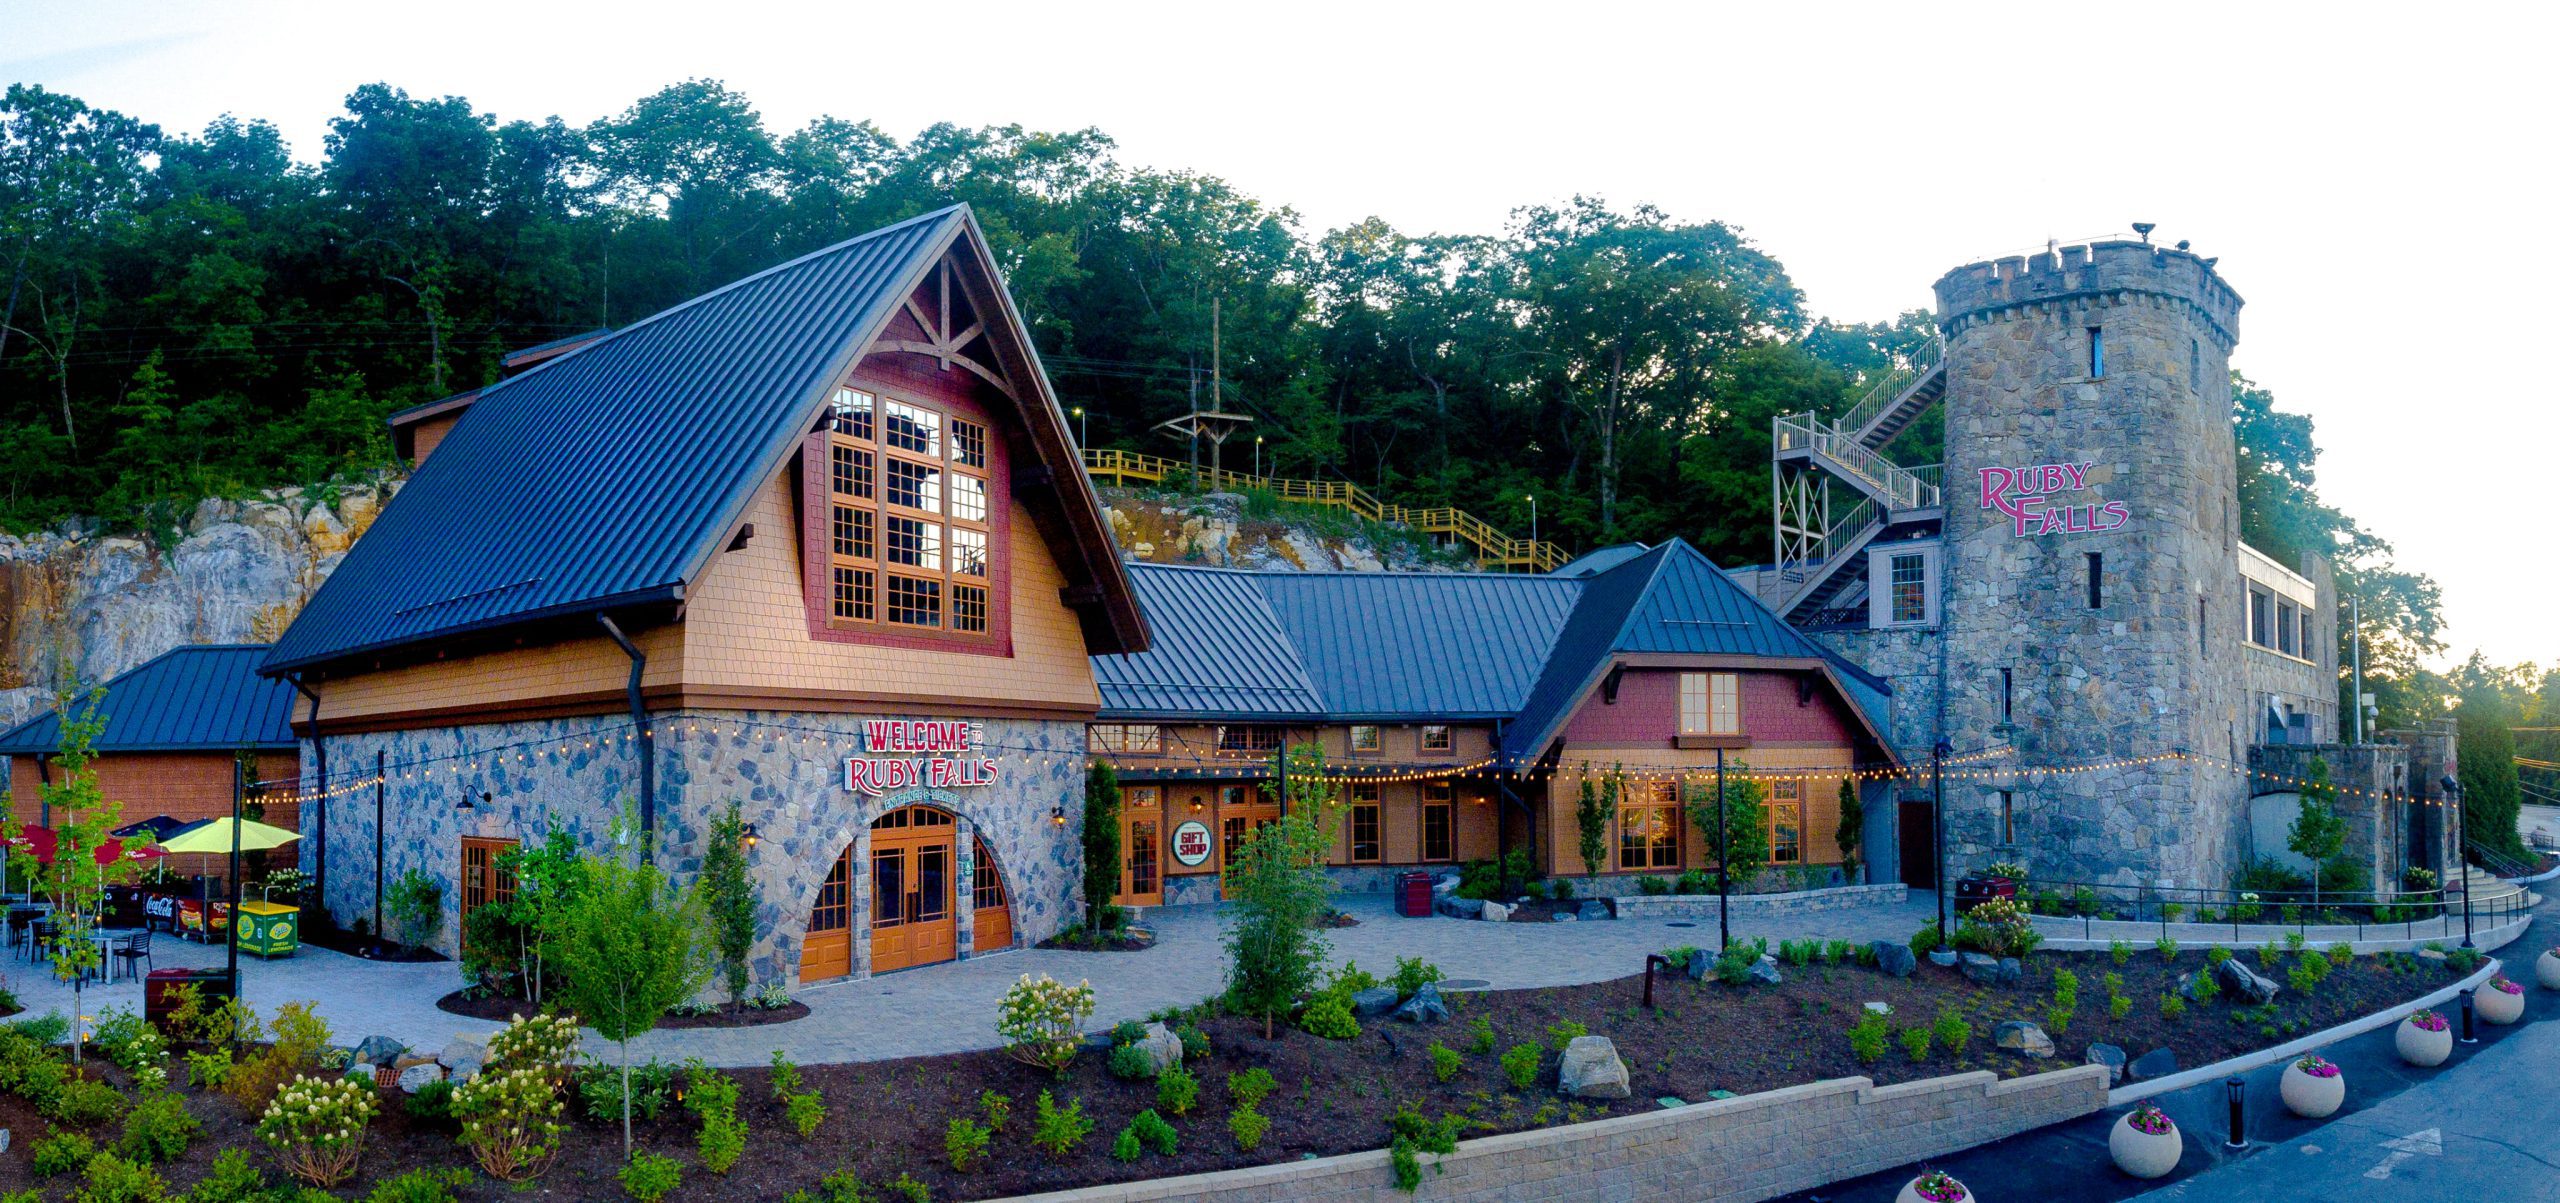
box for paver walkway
[1,891,1935,1068]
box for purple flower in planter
[2491,975,2524,995]
[1910,1170,1968,1202]
[2292,1054,2341,1078]
[2126,1103,2176,1135]
[2406,1009,2449,1032]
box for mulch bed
[0,947,2472,1202]
[1035,929,1156,952]
[1502,898,1605,922]
[301,923,447,962]
[433,990,809,1029]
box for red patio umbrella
[8,825,165,866]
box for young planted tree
[504,827,588,1005]
[1573,770,1617,879]
[1224,742,1339,1038]
[1687,768,1771,894]
[1082,760,1122,932]
[1835,778,1864,883]
[701,802,756,1006]
[2288,757,2349,913]
[29,689,128,1064]
[552,824,709,1154]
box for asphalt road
[1778,907,2556,1203]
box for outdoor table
[234,901,299,958]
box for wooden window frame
[1348,783,1382,864]
[1420,725,1453,754]
[1420,782,1454,862]
[1089,723,1162,755]
[971,838,1007,912]
[1617,781,1683,871]
[1348,724,1384,756]
[459,836,519,951]
[1768,779,1803,865]
[1680,672,1741,736]
[1217,725,1280,753]
[800,380,1012,656]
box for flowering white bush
[997,973,1096,1074]
[453,1065,567,1180]
[256,1073,378,1186]
[485,1011,580,1081]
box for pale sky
[6,1,2553,669]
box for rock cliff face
[0,477,1461,732]
[0,476,401,728]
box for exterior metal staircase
[1836,353,1948,451]
[1763,344,1950,625]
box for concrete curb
[2106,955,2505,1106]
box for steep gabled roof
[1095,566,1325,720]
[0,646,298,755]
[1499,540,1893,761]
[266,205,1142,676]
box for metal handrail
[1833,338,1946,440]
[2463,837,2545,882]
[1774,415,1943,510]
[2000,873,2525,945]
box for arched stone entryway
[797,799,1016,982]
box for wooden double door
[803,805,1011,982]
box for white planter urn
[2536,950,2560,990]
[2396,1013,2453,1067]
[2279,1060,2344,1119]
[1895,1172,1969,1203]
[2476,978,2526,1025]
[2109,1109,2183,1179]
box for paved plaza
[0,891,1935,1067]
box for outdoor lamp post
[1526,495,1538,550]
[1715,746,1730,951]
[1071,406,1086,448]
[1932,739,1952,936]
[1254,435,1263,479]
[2445,774,2472,948]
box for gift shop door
[870,805,958,973]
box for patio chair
[110,931,151,983]
[24,919,55,965]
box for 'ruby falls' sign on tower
[845,719,1000,796]
[1979,462,2131,537]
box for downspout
[289,674,327,909]
[596,614,655,862]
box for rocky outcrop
[0,474,402,727]
[1100,488,1478,574]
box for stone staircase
[2456,865,2539,913]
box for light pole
[1071,406,1086,449]
[1932,739,1952,937]
[1715,747,1730,952]
[1526,495,1538,549]
[2446,774,2473,948]
[1254,435,1263,480]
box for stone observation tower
[1737,233,2360,896]
[1932,241,2247,888]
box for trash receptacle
[1397,871,1435,917]
[144,967,234,1027]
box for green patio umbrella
[157,816,301,991]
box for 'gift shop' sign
[845,719,1000,796]
[1979,462,2130,537]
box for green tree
[1688,769,1770,893]
[2288,758,2349,911]
[1081,760,1121,931]
[24,688,129,1063]
[1223,742,1338,1038]
[2455,685,2524,859]
[551,823,708,1155]
[700,802,756,1006]
[1573,770,1617,879]
[1834,778,1864,882]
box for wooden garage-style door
[801,805,966,982]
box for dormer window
[817,385,999,640]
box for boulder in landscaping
[1435,894,1476,920]
[2084,1042,2127,1086]
[1351,987,1401,1018]
[437,1034,488,1069]
[1994,1021,2054,1058]
[2215,957,2282,1005]
[1392,983,1451,1024]
[446,1058,483,1083]
[1432,873,1461,896]
[1480,900,1513,922]
[1750,955,1784,986]
[1577,900,1611,921]
[2417,947,2448,962]
[396,1062,445,1094]
[1959,952,2000,985]
[1871,941,1916,978]
[352,1035,406,1066]
[1684,953,1709,981]
[344,1062,374,1084]
[1863,1001,1893,1016]
[1553,912,1577,923]
[1133,1022,1185,1076]
[2128,1047,2179,1082]
[1557,1036,1631,1099]
[1996,957,2024,985]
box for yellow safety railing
[1083,448,1571,573]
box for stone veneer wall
[1611,882,1907,920]
[999,1065,2109,1203]
[302,708,1085,986]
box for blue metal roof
[266,205,1144,676]
[1548,543,1652,578]
[1096,566,1325,720]
[0,646,298,754]
[1254,573,1580,718]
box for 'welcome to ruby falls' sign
[1979,462,2131,537]
[845,719,1000,796]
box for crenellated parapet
[1933,240,2243,348]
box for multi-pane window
[971,839,1006,912]
[1348,784,1381,863]
[1769,779,1802,864]
[1618,781,1683,870]
[2248,587,2272,647]
[1349,725,1383,755]
[822,386,993,637]
[1089,723,1163,754]
[1218,726,1280,752]
[1421,782,1454,862]
[2276,601,2298,656]
[1681,672,1740,736]
[1890,553,1928,625]
[1421,725,1453,752]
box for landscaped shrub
[1300,993,1359,1039]
[485,1011,580,1081]
[185,1149,267,1203]
[1109,1127,1142,1163]
[1156,1063,1199,1116]
[1714,947,1756,985]
[998,974,1096,1075]
[577,1058,676,1122]
[48,1079,123,1127]
[31,1128,93,1177]
[454,1066,567,1181]
[1635,875,1670,896]
[1106,1041,1158,1080]
[185,1049,232,1090]
[92,1008,169,1092]
[1824,938,1858,964]
[1500,1042,1542,1089]
[1777,939,1817,967]
[1546,1019,1587,1050]
[1848,1012,1889,1064]
[945,1116,992,1171]
[256,1074,378,1187]
[2328,942,2355,968]
[2155,934,2179,961]
[1959,897,2041,957]
[1428,1041,1463,1082]
[1129,1108,1178,1155]
[619,1153,683,1203]
[787,1089,827,1139]
[682,1062,745,1174]
[1226,1067,1276,1109]
[1390,956,1444,998]
[1229,1105,1269,1151]
[2205,946,2233,967]
[1176,1025,1211,1063]
[1898,1025,1932,1061]
[1909,920,1944,956]
[1386,1103,1464,1192]
[388,867,445,953]
[1674,868,1714,895]
[1030,1090,1092,1158]
[1931,1007,1971,1055]
[115,1090,199,1163]
[979,1090,1011,1133]
[883,1174,930,1203]
[72,1152,165,1203]
[2161,993,2188,1020]
[1465,1016,1496,1054]
[225,1001,333,1110]
[366,1168,472,1203]
[403,1078,457,1130]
